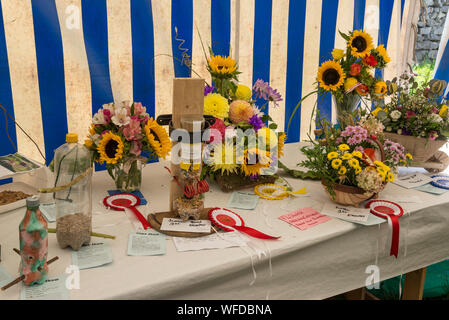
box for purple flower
[253,79,282,107]
[249,114,264,131]
[204,84,215,96]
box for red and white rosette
[208,208,280,240]
[366,200,404,258]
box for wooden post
[402,267,427,300]
[169,78,205,212]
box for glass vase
[108,157,143,192]
[333,94,361,126]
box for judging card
[160,218,211,233]
[393,173,432,189]
[321,203,370,222]
[279,208,331,230]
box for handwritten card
[227,192,259,210]
[279,208,331,230]
[172,232,249,252]
[20,275,69,300]
[160,218,211,233]
[127,230,166,256]
[393,173,432,189]
[321,203,370,222]
[0,264,13,288]
[72,242,113,270]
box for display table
[1,142,449,300]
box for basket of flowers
[200,52,286,192]
[373,74,449,172]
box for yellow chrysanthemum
[235,85,252,101]
[229,100,254,124]
[210,143,238,175]
[342,153,353,161]
[387,171,395,182]
[354,166,362,175]
[344,77,359,92]
[338,166,347,175]
[378,171,386,182]
[406,153,413,160]
[439,105,448,118]
[367,166,376,172]
[317,60,346,91]
[348,30,374,58]
[204,93,230,120]
[338,144,350,152]
[374,81,388,99]
[331,158,342,169]
[207,55,237,76]
[327,152,338,160]
[376,45,391,63]
[241,148,271,177]
[348,158,360,168]
[352,151,363,159]
[97,132,124,165]
[332,48,345,61]
[144,118,171,159]
[277,133,286,158]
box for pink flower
[102,108,112,124]
[406,111,416,119]
[349,63,361,76]
[432,107,439,114]
[133,102,147,116]
[123,118,142,141]
[130,141,142,156]
[208,117,226,144]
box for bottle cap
[26,195,40,208]
[66,133,78,143]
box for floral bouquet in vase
[85,101,171,192]
[201,52,286,191]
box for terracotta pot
[384,132,447,163]
[321,180,378,207]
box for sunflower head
[207,55,238,78]
[144,118,171,159]
[97,132,124,165]
[348,30,374,59]
[317,60,346,91]
[241,148,271,177]
[374,81,388,99]
[277,133,286,158]
[375,44,391,65]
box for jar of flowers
[85,101,171,192]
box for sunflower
[374,81,388,99]
[348,30,374,58]
[278,133,286,158]
[241,148,271,177]
[97,132,124,165]
[354,166,362,175]
[375,45,391,64]
[387,171,395,182]
[144,118,171,159]
[352,151,363,159]
[317,60,346,91]
[210,143,238,175]
[331,159,342,169]
[207,55,237,77]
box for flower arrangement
[201,51,286,184]
[85,101,171,192]
[299,112,411,201]
[373,73,449,141]
[288,29,391,130]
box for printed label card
[393,173,432,189]
[160,218,211,233]
[321,203,370,222]
[227,192,260,210]
[20,275,69,300]
[72,242,113,270]
[173,232,249,252]
[279,208,331,230]
[127,230,166,256]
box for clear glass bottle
[19,196,48,286]
[54,133,92,251]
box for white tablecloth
[1,143,449,300]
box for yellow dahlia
[342,153,353,161]
[204,93,230,120]
[332,48,345,61]
[97,132,124,165]
[344,77,359,92]
[352,151,363,159]
[348,30,374,58]
[348,158,359,168]
[207,55,237,77]
[229,100,254,124]
[376,45,391,63]
[338,144,350,152]
[235,85,252,101]
[210,143,238,175]
[317,60,346,91]
[241,148,271,177]
[374,81,388,99]
[144,117,171,159]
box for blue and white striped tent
[434,10,449,100]
[0,0,427,166]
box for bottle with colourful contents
[19,196,48,286]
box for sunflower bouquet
[85,101,171,192]
[201,53,286,186]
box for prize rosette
[208,208,280,240]
[254,184,290,200]
[430,175,449,190]
[366,200,404,258]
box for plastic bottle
[54,133,92,251]
[19,196,48,286]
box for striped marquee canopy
[0,0,429,166]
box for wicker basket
[384,132,447,163]
[321,180,378,207]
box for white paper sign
[393,173,432,189]
[321,203,370,222]
[172,232,249,252]
[20,275,69,300]
[127,230,166,256]
[160,218,211,233]
[72,242,113,270]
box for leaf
[269,123,278,130]
[338,30,350,41]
